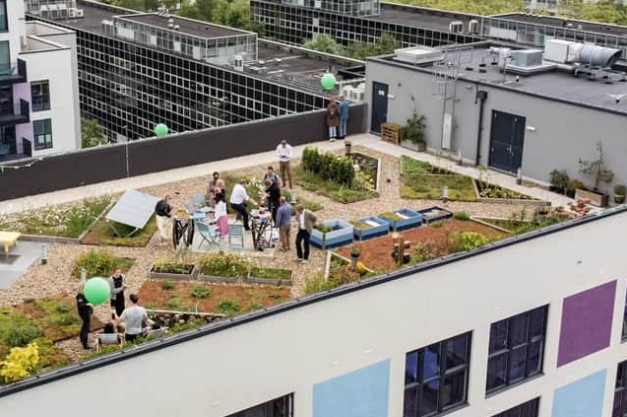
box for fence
[0,104,367,201]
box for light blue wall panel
[552,370,607,417]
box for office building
[0,0,80,161]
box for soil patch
[336,219,506,271]
[138,281,291,315]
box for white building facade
[0,0,79,161]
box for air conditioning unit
[468,19,479,34]
[350,89,364,103]
[449,21,463,33]
[234,55,244,71]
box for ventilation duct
[579,44,622,68]
[544,39,622,68]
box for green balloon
[321,73,337,90]
[84,277,110,306]
[154,123,169,137]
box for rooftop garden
[81,215,158,247]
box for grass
[81,215,158,247]
[400,156,477,201]
[281,189,322,212]
[479,216,566,235]
[294,166,378,204]
[72,249,135,279]
[378,212,404,222]
[0,198,110,238]
[350,220,371,230]
[476,181,535,200]
[249,267,292,281]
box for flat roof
[366,2,481,33]
[374,42,627,116]
[494,13,627,37]
[118,13,249,38]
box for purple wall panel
[557,280,617,367]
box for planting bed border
[472,180,548,206]
[418,206,454,224]
[311,219,355,250]
[198,274,243,284]
[378,209,423,232]
[149,265,196,281]
[353,216,389,241]
[471,217,516,234]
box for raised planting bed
[351,152,380,191]
[400,156,477,202]
[248,267,293,286]
[351,216,389,241]
[196,253,250,284]
[336,219,507,272]
[138,281,291,316]
[476,213,570,235]
[418,206,454,224]
[149,263,196,281]
[378,209,423,232]
[311,219,354,249]
[474,180,545,205]
[72,249,134,280]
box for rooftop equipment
[394,46,445,65]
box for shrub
[313,223,332,233]
[303,272,344,295]
[152,252,193,274]
[453,211,471,221]
[55,304,71,314]
[197,253,249,278]
[301,147,355,187]
[414,243,437,263]
[161,281,175,290]
[549,169,570,194]
[165,297,180,310]
[0,344,39,384]
[190,286,212,299]
[566,179,584,198]
[73,249,118,279]
[215,299,241,315]
[399,112,426,144]
[350,248,361,257]
[4,323,40,348]
[448,232,489,253]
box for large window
[0,1,6,32]
[491,398,539,417]
[614,361,627,417]
[33,119,53,150]
[226,394,293,417]
[404,332,471,417]
[0,40,9,75]
[31,81,50,111]
[486,306,548,393]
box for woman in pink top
[214,193,229,238]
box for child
[215,193,228,238]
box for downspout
[474,88,488,166]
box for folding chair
[228,223,245,251]
[192,192,207,209]
[196,220,220,249]
[185,203,197,214]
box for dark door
[489,110,526,174]
[371,81,388,134]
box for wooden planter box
[353,216,389,241]
[149,264,196,280]
[197,274,243,284]
[311,219,354,250]
[381,123,401,144]
[378,209,423,232]
[472,180,548,207]
[400,139,426,152]
[418,206,454,224]
[575,188,609,207]
[248,273,293,287]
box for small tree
[399,112,426,144]
[579,141,614,191]
[81,119,107,149]
[303,34,341,56]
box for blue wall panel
[313,360,390,417]
[552,370,607,417]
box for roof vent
[449,21,463,33]
[393,46,444,64]
[174,25,180,31]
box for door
[489,110,525,174]
[370,81,388,134]
[0,126,15,154]
[0,85,12,116]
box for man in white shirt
[229,179,257,231]
[115,293,148,343]
[276,140,293,190]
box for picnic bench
[0,231,20,256]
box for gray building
[365,41,627,190]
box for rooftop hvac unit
[511,50,543,67]
[101,19,114,34]
[234,55,244,71]
[350,89,364,103]
[544,39,622,67]
[394,46,444,64]
[174,25,180,31]
[468,19,479,34]
[449,21,463,34]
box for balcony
[0,60,27,86]
[0,100,30,127]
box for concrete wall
[365,59,627,191]
[1,210,626,417]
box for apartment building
[0,0,79,161]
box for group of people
[326,95,350,142]
[76,268,151,350]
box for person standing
[115,293,148,343]
[263,166,282,188]
[214,193,229,238]
[155,193,173,240]
[275,197,292,251]
[229,179,257,231]
[326,99,339,142]
[276,140,293,189]
[265,179,281,224]
[295,205,317,263]
[207,172,221,207]
[338,95,350,139]
[76,284,94,350]
[109,267,127,317]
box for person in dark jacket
[155,193,173,240]
[265,179,282,224]
[338,95,350,139]
[326,99,339,142]
[109,268,127,316]
[76,283,94,350]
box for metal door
[370,81,388,134]
[489,110,526,174]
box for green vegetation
[480,207,570,234]
[280,189,322,212]
[191,286,213,299]
[249,267,292,281]
[400,156,477,201]
[399,112,426,145]
[152,252,194,275]
[81,119,107,149]
[215,299,241,315]
[378,212,404,222]
[197,253,249,277]
[81,215,157,247]
[304,33,400,60]
[350,220,371,230]
[388,0,525,15]
[0,198,110,238]
[295,167,377,204]
[313,223,333,233]
[475,181,534,200]
[73,249,134,279]
[448,231,490,253]
[161,281,176,290]
[453,211,471,221]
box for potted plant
[576,142,614,207]
[399,112,426,152]
[549,169,570,195]
[350,248,361,270]
[615,185,626,204]
[345,140,352,156]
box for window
[404,332,471,417]
[226,394,293,417]
[33,119,53,150]
[486,306,548,393]
[613,361,627,417]
[491,398,539,417]
[0,40,9,74]
[0,1,6,32]
[31,81,50,111]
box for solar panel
[106,190,160,230]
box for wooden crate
[381,123,401,144]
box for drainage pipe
[474,89,488,166]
